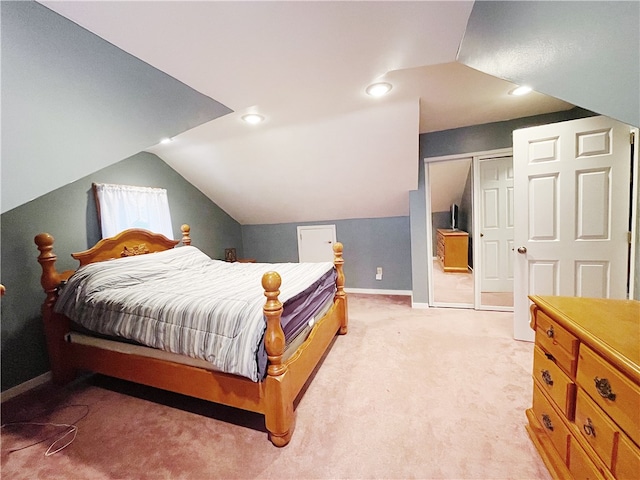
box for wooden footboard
[34,226,347,447]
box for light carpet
[1,294,550,479]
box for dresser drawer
[532,383,570,462]
[533,345,576,418]
[568,438,606,480]
[535,311,579,377]
[575,389,618,468]
[614,430,640,480]
[577,344,640,446]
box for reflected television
[450,203,459,230]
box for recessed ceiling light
[366,82,392,97]
[509,85,533,96]
[242,113,265,125]
[160,137,173,144]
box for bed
[34,224,348,446]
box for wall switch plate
[375,267,382,280]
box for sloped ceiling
[0,1,231,214]
[3,1,576,223]
[458,1,640,128]
[429,159,472,213]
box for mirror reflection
[476,156,514,309]
[429,159,474,307]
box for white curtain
[94,183,174,239]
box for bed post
[34,233,76,384]
[180,224,191,246]
[333,242,348,334]
[262,271,295,447]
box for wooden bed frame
[34,224,348,447]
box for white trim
[425,148,513,164]
[432,301,474,309]
[1,371,52,403]
[344,287,412,296]
[424,163,435,307]
[411,301,430,309]
[476,304,514,312]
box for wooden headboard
[71,224,191,267]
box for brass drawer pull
[546,326,554,338]
[594,377,616,401]
[541,369,554,386]
[541,414,554,431]
[583,418,596,437]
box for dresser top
[530,296,640,383]
[436,229,468,236]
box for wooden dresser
[526,296,640,479]
[436,229,468,273]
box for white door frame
[425,147,512,309]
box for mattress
[64,293,335,373]
[54,246,336,381]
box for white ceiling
[40,1,573,225]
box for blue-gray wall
[1,0,231,214]
[410,107,598,304]
[0,152,242,391]
[242,216,412,292]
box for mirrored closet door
[473,155,514,311]
[426,149,514,311]
[427,158,474,308]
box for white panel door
[297,225,336,262]
[479,156,514,292]
[513,116,634,341]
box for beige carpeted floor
[432,260,514,308]
[1,294,550,479]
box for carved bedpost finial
[262,271,286,377]
[34,233,62,308]
[181,224,192,246]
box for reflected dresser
[526,296,640,479]
[435,229,469,273]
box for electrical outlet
[375,267,382,280]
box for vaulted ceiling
[4,1,581,223]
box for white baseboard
[1,371,52,403]
[345,288,412,296]
[411,302,430,309]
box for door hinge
[631,130,636,145]
[629,231,633,244]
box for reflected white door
[513,116,634,341]
[297,225,336,262]
[479,156,514,293]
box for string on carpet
[1,404,90,456]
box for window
[93,182,173,239]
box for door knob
[517,246,527,254]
